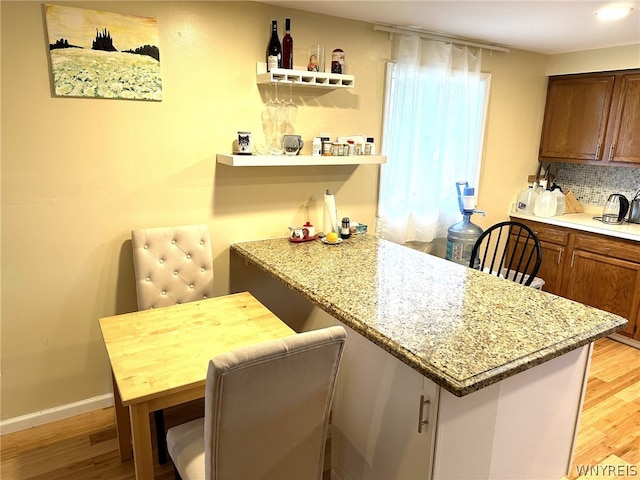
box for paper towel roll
[323,190,338,235]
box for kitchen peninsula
[231,235,626,480]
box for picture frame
[44,4,162,101]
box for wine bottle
[282,18,293,69]
[266,20,281,72]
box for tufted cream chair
[131,224,214,309]
[130,223,215,463]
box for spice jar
[331,48,345,74]
[341,217,350,239]
[322,140,333,156]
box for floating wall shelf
[256,63,355,89]
[217,154,386,167]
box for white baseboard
[0,393,114,435]
[0,335,635,436]
[608,333,640,350]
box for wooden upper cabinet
[539,69,640,167]
[539,74,615,161]
[608,73,640,165]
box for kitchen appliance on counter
[594,193,630,225]
[628,189,640,224]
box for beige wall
[476,49,549,229]
[547,44,640,75]
[0,1,389,421]
[0,0,632,422]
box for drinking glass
[308,44,325,72]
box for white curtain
[376,35,490,246]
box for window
[376,37,491,251]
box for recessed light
[595,4,633,21]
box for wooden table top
[99,292,295,405]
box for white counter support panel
[432,343,591,479]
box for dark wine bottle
[266,20,281,72]
[282,18,293,69]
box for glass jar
[331,48,345,74]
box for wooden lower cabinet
[567,249,640,338]
[511,220,569,296]
[512,217,640,339]
[537,240,567,295]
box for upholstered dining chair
[166,326,347,480]
[131,224,215,463]
[469,221,544,288]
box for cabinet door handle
[571,251,576,268]
[608,144,615,161]
[557,249,563,265]
[596,143,601,159]
[418,394,430,433]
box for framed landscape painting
[44,4,162,101]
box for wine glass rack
[256,63,355,89]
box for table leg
[130,402,154,480]
[112,373,133,461]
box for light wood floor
[1,338,638,480]
[567,337,640,479]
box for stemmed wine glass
[273,83,287,152]
[261,83,286,154]
[285,82,297,127]
[260,84,275,154]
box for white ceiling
[260,1,640,54]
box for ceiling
[260,1,640,54]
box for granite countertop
[231,235,627,397]
[510,205,640,242]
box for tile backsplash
[554,163,640,206]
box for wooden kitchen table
[98,291,296,480]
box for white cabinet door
[331,322,439,480]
